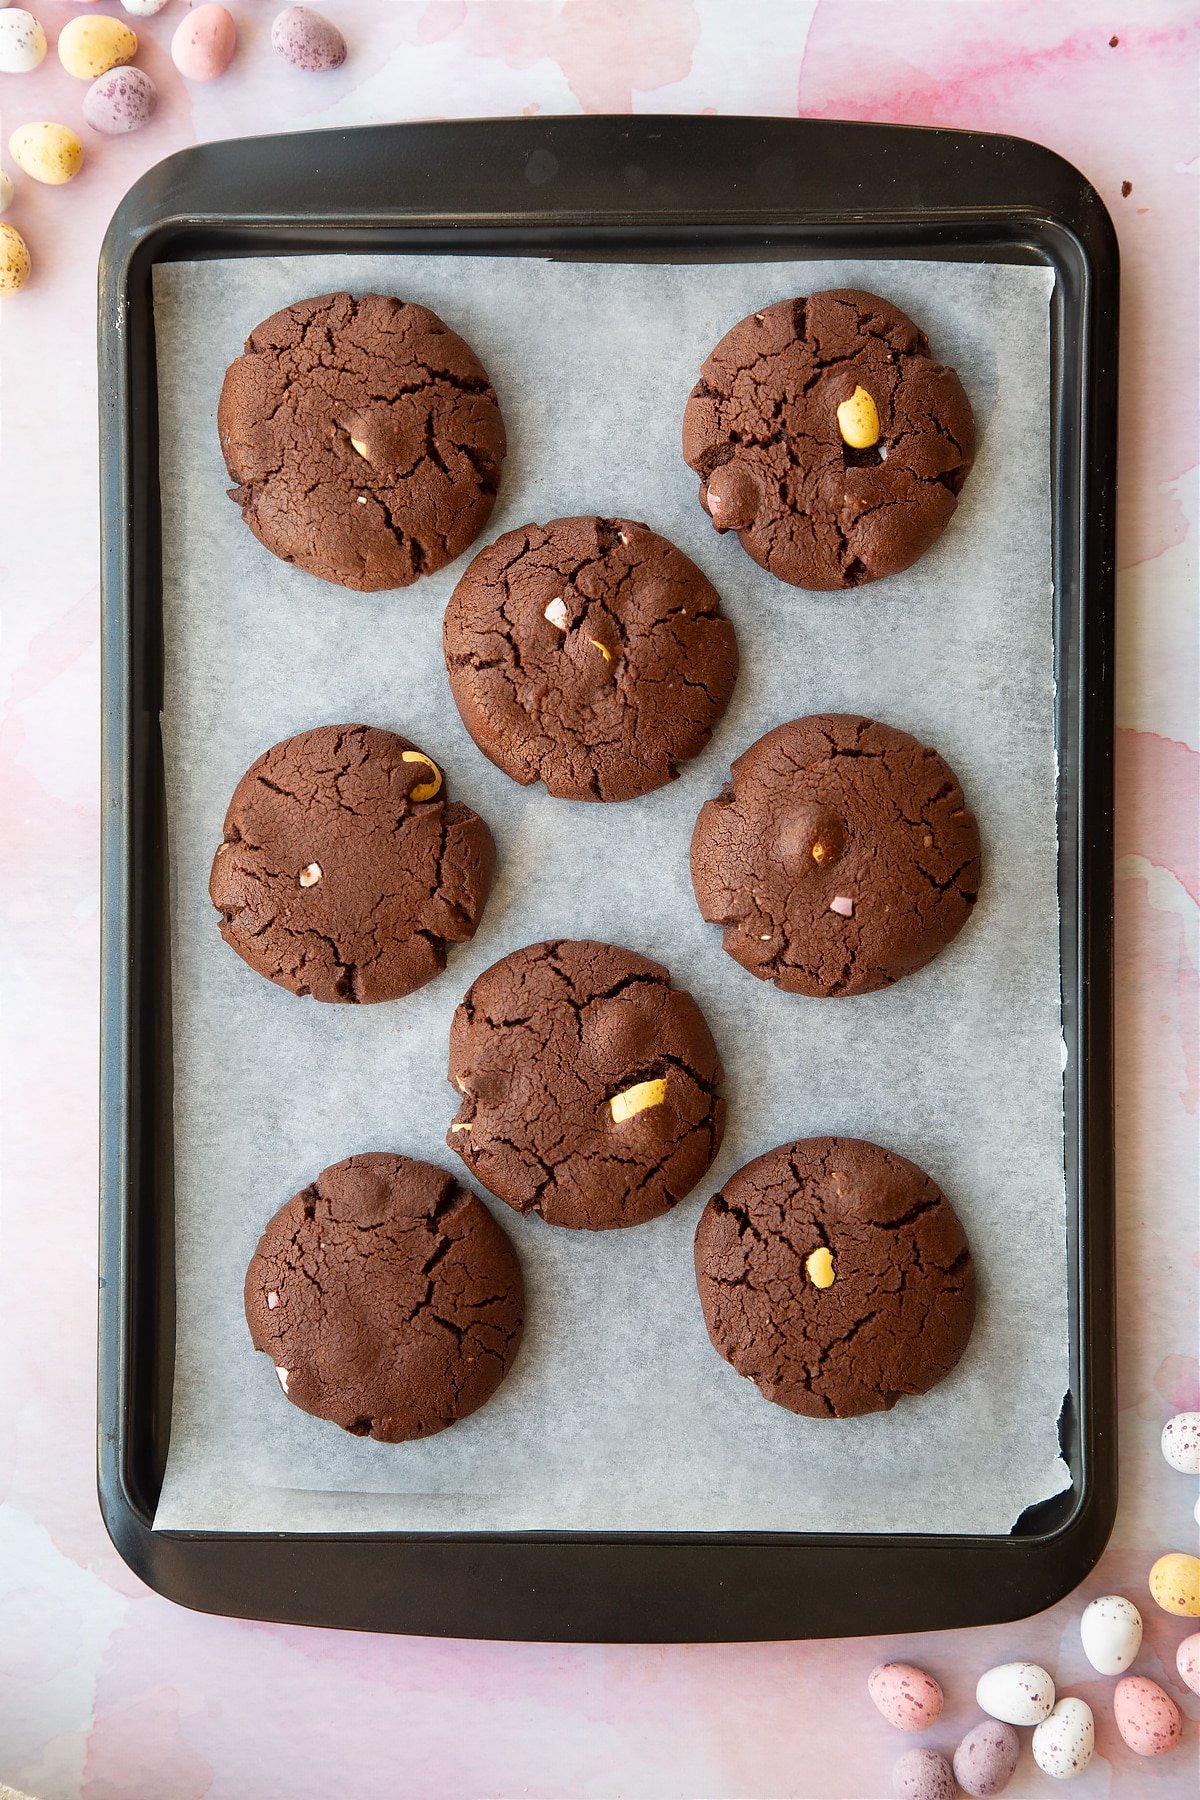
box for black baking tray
[98,115,1117,1642]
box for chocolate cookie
[210,724,495,1003]
[682,288,975,589]
[690,713,980,996]
[694,1136,976,1418]
[443,516,739,802]
[218,292,506,591]
[447,939,725,1230]
[245,1153,524,1441]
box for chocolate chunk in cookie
[683,289,975,589]
[218,292,506,591]
[210,724,495,1003]
[690,713,980,996]
[245,1153,524,1441]
[694,1136,976,1418]
[447,939,725,1230]
[443,516,739,802]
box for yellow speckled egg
[58,13,137,80]
[1149,1552,1200,1616]
[0,221,32,296]
[9,122,84,186]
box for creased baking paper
[150,253,1068,1534]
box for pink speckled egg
[892,1748,955,1800]
[171,4,236,81]
[1178,1632,1200,1695]
[82,65,157,134]
[868,1662,944,1732]
[1113,1675,1182,1756]
[271,6,347,72]
[952,1719,1020,1797]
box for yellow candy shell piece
[836,384,882,450]
[9,122,85,186]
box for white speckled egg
[868,1662,943,1731]
[976,1660,1055,1725]
[122,0,172,15]
[171,3,236,80]
[0,170,13,215]
[1032,1697,1094,1779]
[952,1719,1020,1797]
[271,6,347,72]
[83,65,157,134]
[1178,1631,1200,1695]
[9,122,84,186]
[1080,1593,1143,1673]
[1113,1675,1182,1756]
[1162,1411,1200,1474]
[0,219,30,294]
[0,9,46,73]
[891,1748,955,1800]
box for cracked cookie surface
[218,291,506,591]
[443,516,739,801]
[210,724,495,1003]
[694,1136,976,1418]
[244,1153,524,1441]
[682,288,975,590]
[447,938,725,1230]
[690,713,981,997]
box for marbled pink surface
[1,4,1196,1795]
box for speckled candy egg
[1150,1551,1200,1616]
[82,64,157,134]
[1032,1697,1095,1780]
[1162,1411,1200,1474]
[1080,1593,1143,1673]
[122,0,172,14]
[271,6,347,71]
[0,220,31,295]
[0,170,13,215]
[0,9,46,73]
[891,1749,954,1800]
[1178,1632,1200,1695]
[952,1719,1021,1797]
[171,3,236,80]
[59,12,138,79]
[1113,1675,1182,1756]
[868,1663,944,1731]
[976,1660,1055,1725]
[9,122,84,186]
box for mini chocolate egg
[1162,1411,1200,1474]
[0,9,46,73]
[891,1749,955,1800]
[58,13,137,79]
[271,6,347,71]
[976,1660,1055,1725]
[122,0,172,14]
[868,1663,943,1732]
[1031,1697,1094,1779]
[9,122,84,186]
[0,170,13,215]
[0,220,30,295]
[171,3,236,80]
[952,1719,1020,1797]
[1178,1631,1200,1695]
[1149,1550,1200,1616]
[1113,1675,1182,1756]
[83,65,157,134]
[1079,1593,1143,1674]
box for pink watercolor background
[1,3,1197,1795]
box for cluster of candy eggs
[0,4,348,293]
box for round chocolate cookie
[682,288,975,589]
[447,938,725,1230]
[210,724,495,1003]
[694,1136,976,1418]
[245,1153,524,1441]
[690,713,980,997]
[218,291,506,591]
[443,516,739,802]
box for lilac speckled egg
[868,1662,943,1731]
[171,4,236,81]
[952,1719,1021,1797]
[891,1748,955,1800]
[1178,1632,1200,1695]
[1161,1411,1200,1474]
[1031,1697,1095,1780]
[1113,1675,1183,1756]
[83,65,157,135]
[271,6,347,72]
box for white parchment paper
[151,253,1069,1535]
